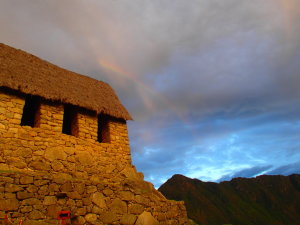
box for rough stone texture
[20,176,34,184]
[120,214,138,225]
[43,196,57,205]
[77,109,98,142]
[135,211,159,225]
[0,90,188,224]
[0,198,19,210]
[38,102,64,133]
[91,192,106,208]
[28,210,45,220]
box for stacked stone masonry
[76,109,98,142]
[39,102,64,133]
[0,90,188,224]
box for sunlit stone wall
[0,90,188,225]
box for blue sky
[1,0,300,187]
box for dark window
[98,114,110,143]
[21,95,40,127]
[62,105,78,136]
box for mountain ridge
[158,174,300,225]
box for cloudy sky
[1,0,300,187]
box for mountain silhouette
[158,174,300,225]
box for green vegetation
[159,174,300,225]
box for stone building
[0,43,188,224]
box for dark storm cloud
[217,161,300,182]
[1,0,300,186]
[2,0,300,116]
[217,165,273,182]
[267,162,300,176]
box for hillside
[158,174,300,225]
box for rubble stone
[135,211,159,225]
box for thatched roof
[0,43,132,120]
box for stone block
[128,204,144,215]
[0,176,14,183]
[91,192,106,208]
[48,183,59,192]
[86,185,97,193]
[34,179,48,186]
[11,97,24,105]
[57,198,66,206]
[76,207,87,216]
[43,196,57,205]
[60,182,73,192]
[47,205,62,218]
[20,176,34,184]
[21,198,41,206]
[82,197,92,206]
[23,219,52,225]
[120,214,137,225]
[29,160,51,171]
[52,173,72,182]
[91,205,102,214]
[99,211,118,224]
[28,210,45,220]
[7,157,27,169]
[74,183,85,194]
[84,213,97,224]
[38,185,49,196]
[45,147,67,161]
[0,123,6,129]
[67,191,81,199]
[51,160,64,171]
[17,191,34,200]
[15,148,32,158]
[103,189,113,196]
[0,163,10,171]
[8,127,18,133]
[63,147,75,155]
[135,211,159,225]
[110,198,127,214]
[5,183,23,192]
[20,205,33,213]
[0,198,19,210]
[120,191,135,201]
[67,155,76,162]
[71,216,85,225]
[75,151,93,166]
[90,175,101,184]
[66,199,76,207]
[4,193,16,199]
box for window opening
[62,105,78,136]
[21,95,40,127]
[98,114,109,143]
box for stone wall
[0,90,132,178]
[0,170,187,225]
[0,90,188,224]
[38,101,64,133]
[76,109,98,142]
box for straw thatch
[0,43,132,120]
